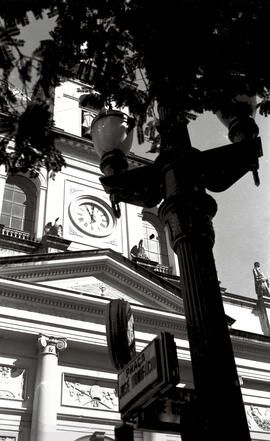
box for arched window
[79,94,98,139]
[0,175,37,235]
[142,216,169,268]
[142,220,162,263]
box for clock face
[69,196,115,237]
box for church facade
[0,79,269,441]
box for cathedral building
[0,79,269,441]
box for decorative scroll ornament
[246,405,270,432]
[38,334,67,356]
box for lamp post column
[158,124,251,440]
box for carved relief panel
[246,405,270,432]
[0,365,25,400]
[62,375,118,411]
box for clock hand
[86,206,96,223]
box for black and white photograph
[0,1,269,440]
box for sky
[6,11,270,299]
[8,11,57,87]
[189,111,270,299]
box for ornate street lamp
[91,97,262,440]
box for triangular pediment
[42,276,142,305]
[0,248,184,314]
[0,248,247,341]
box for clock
[69,196,115,237]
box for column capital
[37,334,67,356]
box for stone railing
[0,224,39,256]
[0,225,71,255]
[0,224,33,241]
[131,256,172,275]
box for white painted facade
[0,80,269,440]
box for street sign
[118,332,179,418]
[106,299,136,370]
[118,337,160,412]
[134,387,198,435]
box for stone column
[35,184,47,240]
[256,296,270,336]
[0,165,7,211]
[30,334,67,441]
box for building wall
[0,283,269,441]
[0,79,269,441]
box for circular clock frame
[68,195,115,237]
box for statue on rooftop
[130,239,149,260]
[253,261,270,298]
[44,217,63,237]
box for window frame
[0,176,37,235]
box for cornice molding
[0,277,185,334]
[134,313,187,334]
[0,277,268,360]
[0,288,103,313]
[231,331,270,357]
[232,341,270,356]
[0,282,269,373]
[53,128,153,170]
[0,251,184,314]
[222,292,257,308]
[0,251,268,350]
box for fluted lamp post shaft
[157,117,251,439]
[91,102,262,440]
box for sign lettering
[118,332,180,418]
[118,339,160,411]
